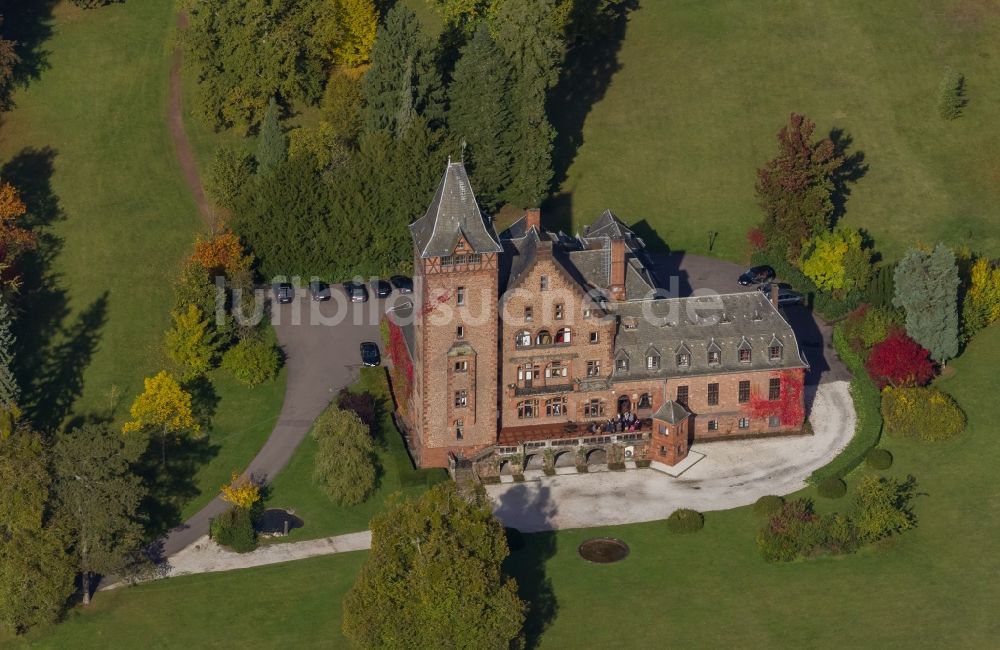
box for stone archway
[553,450,576,467]
[525,454,545,470]
[586,448,608,466]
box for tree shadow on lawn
[496,484,559,649]
[1,0,59,108]
[829,128,868,227]
[136,432,222,538]
[3,147,109,432]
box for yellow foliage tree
[316,0,378,67]
[800,227,872,295]
[220,471,261,510]
[165,304,218,380]
[122,371,201,464]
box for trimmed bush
[752,495,785,517]
[818,477,847,499]
[211,506,257,553]
[635,459,651,469]
[756,498,858,561]
[222,337,280,387]
[666,508,704,534]
[866,448,893,470]
[608,462,626,471]
[882,386,966,441]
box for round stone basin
[256,508,304,535]
[578,537,630,563]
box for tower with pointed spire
[408,161,503,466]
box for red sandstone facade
[400,163,808,470]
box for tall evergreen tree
[893,244,960,364]
[360,5,444,137]
[448,25,515,210]
[53,424,147,606]
[755,113,844,261]
[256,97,288,177]
[0,295,18,411]
[490,0,564,207]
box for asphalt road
[159,287,387,557]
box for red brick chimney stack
[609,238,626,301]
[524,208,541,231]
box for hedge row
[810,323,883,481]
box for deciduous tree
[799,227,873,296]
[191,230,253,279]
[961,256,1000,340]
[219,471,261,510]
[206,147,255,211]
[122,371,201,465]
[256,97,288,177]
[853,475,917,542]
[893,244,960,364]
[316,0,378,67]
[0,180,37,289]
[312,406,376,506]
[865,331,935,389]
[755,113,844,261]
[52,424,147,606]
[221,337,280,387]
[166,304,219,381]
[0,16,18,110]
[448,25,515,210]
[343,482,525,648]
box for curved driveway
[160,291,384,557]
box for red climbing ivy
[743,370,806,426]
[384,317,414,418]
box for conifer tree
[893,244,960,364]
[255,97,287,177]
[448,25,515,210]
[490,0,564,207]
[936,68,966,120]
[360,5,444,137]
[0,296,18,411]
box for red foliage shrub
[336,388,377,427]
[865,332,935,389]
[743,370,805,426]
[747,227,767,252]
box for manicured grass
[554,0,1000,261]
[0,2,285,523]
[263,367,446,542]
[21,325,999,646]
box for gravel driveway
[489,380,855,532]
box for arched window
[517,400,538,419]
[515,330,531,348]
[535,330,552,345]
[638,393,652,409]
[554,327,572,344]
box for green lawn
[263,367,446,543]
[554,0,1000,262]
[0,2,285,525]
[17,324,1000,647]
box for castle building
[399,162,808,471]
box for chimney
[524,208,541,231]
[609,238,626,301]
[770,283,779,308]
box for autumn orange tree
[122,371,201,464]
[0,181,37,290]
[219,470,261,510]
[190,230,253,279]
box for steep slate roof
[609,291,808,382]
[653,400,690,424]
[409,162,502,259]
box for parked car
[273,282,294,304]
[344,281,369,303]
[390,275,413,294]
[759,282,803,306]
[738,265,776,286]
[309,280,331,301]
[373,279,393,298]
[360,341,381,367]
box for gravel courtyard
[488,380,855,532]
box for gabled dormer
[674,342,692,369]
[645,345,661,371]
[614,349,630,374]
[767,334,784,362]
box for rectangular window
[554,304,564,320]
[546,398,566,416]
[584,399,605,417]
[517,400,538,419]
[739,348,751,363]
[676,385,688,406]
[546,361,567,378]
[583,308,592,319]
[454,360,468,373]
[707,383,719,406]
[454,390,467,408]
[646,355,660,370]
[708,350,721,365]
[456,325,464,339]
[540,276,549,290]
[738,417,750,429]
[738,380,751,404]
[590,331,599,344]
[586,360,601,377]
[456,287,465,305]
[768,415,781,428]
[707,419,718,431]
[769,377,781,401]
[676,353,690,368]
[524,306,533,322]
[615,358,628,373]
[769,345,781,360]
[455,419,464,439]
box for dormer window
[738,338,752,363]
[646,353,660,370]
[616,357,629,373]
[708,341,722,366]
[768,336,783,361]
[623,317,638,331]
[676,353,690,368]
